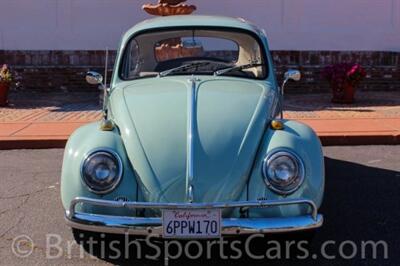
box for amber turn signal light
[271,120,284,130]
[100,119,114,131]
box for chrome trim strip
[186,76,198,202]
[65,212,323,236]
[68,197,319,221]
[187,185,194,203]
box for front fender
[61,122,138,216]
[247,120,325,218]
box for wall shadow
[284,92,400,113]
[6,90,100,111]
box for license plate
[162,209,221,238]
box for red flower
[321,63,366,89]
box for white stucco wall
[0,0,399,51]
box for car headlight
[262,150,305,195]
[81,149,123,194]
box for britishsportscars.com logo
[11,233,389,265]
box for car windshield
[120,28,267,80]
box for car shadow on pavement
[75,157,399,266]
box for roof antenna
[99,47,114,130]
[101,47,109,120]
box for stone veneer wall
[1,50,399,93]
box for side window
[121,39,140,79]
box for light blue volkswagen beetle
[61,15,324,239]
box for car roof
[122,15,263,42]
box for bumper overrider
[65,197,323,237]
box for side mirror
[86,71,103,85]
[284,69,301,83]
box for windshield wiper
[159,61,212,77]
[214,63,264,76]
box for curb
[0,139,67,150]
[0,135,398,150]
[319,134,400,146]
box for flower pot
[0,82,10,106]
[143,3,196,16]
[331,84,355,104]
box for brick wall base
[1,50,399,93]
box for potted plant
[321,63,366,104]
[0,64,13,106]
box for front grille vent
[114,196,129,202]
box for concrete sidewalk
[284,92,400,145]
[0,91,101,149]
[0,91,399,149]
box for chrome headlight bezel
[80,148,123,194]
[262,149,305,195]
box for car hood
[111,76,277,204]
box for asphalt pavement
[0,146,399,265]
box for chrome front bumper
[65,197,323,236]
